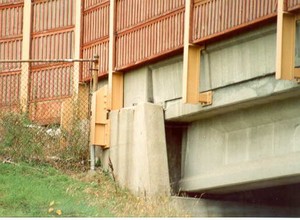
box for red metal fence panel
[116,0,185,31]
[288,0,300,10]
[29,0,75,118]
[0,0,23,4]
[84,0,108,10]
[32,0,74,33]
[82,39,109,80]
[0,71,20,107]
[115,0,185,70]
[31,29,74,61]
[0,1,23,106]
[82,0,109,80]
[31,0,75,62]
[83,1,109,45]
[2,0,300,105]
[0,1,23,63]
[0,2,23,38]
[192,0,278,43]
[29,64,73,102]
[0,38,22,71]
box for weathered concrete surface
[150,56,182,104]
[123,56,183,107]
[109,103,170,197]
[296,21,300,67]
[115,22,300,207]
[165,75,300,122]
[200,24,276,91]
[171,197,300,217]
[97,78,108,89]
[124,67,153,107]
[179,96,300,193]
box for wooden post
[276,0,296,80]
[111,72,123,110]
[20,0,32,112]
[182,0,212,105]
[73,0,83,96]
[108,0,124,110]
[182,0,192,104]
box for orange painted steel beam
[276,0,297,80]
[90,85,110,148]
[199,91,212,106]
[294,68,300,79]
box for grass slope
[0,162,187,217]
[0,163,112,217]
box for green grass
[0,162,188,217]
[0,112,188,217]
[0,162,112,217]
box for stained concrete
[171,197,300,217]
[165,75,300,122]
[109,103,170,197]
[201,24,276,91]
[150,56,183,104]
[179,96,300,193]
[108,22,300,215]
[124,67,153,107]
[123,56,183,107]
[297,20,300,67]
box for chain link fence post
[0,58,99,169]
[89,55,99,171]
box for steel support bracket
[294,68,300,83]
[199,91,212,106]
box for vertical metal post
[90,55,99,171]
[90,145,96,171]
[92,55,99,92]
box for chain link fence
[0,58,98,169]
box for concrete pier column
[109,102,170,197]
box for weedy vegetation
[0,111,188,217]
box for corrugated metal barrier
[115,0,185,70]
[192,0,278,43]
[82,0,109,80]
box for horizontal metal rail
[0,58,98,63]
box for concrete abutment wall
[108,103,170,197]
[96,22,300,216]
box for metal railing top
[0,57,99,63]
